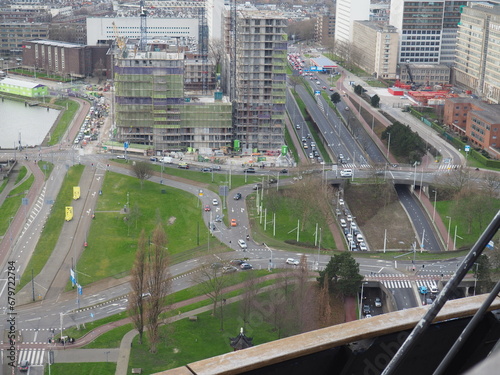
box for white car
[237,239,247,249]
[359,242,368,251]
[430,286,439,294]
[212,198,219,206]
[340,169,353,177]
[340,219,347,228]
[339,198,345,206]
[286,258,299,265]
[347,215,353,222]
[350,222,358,231]
[116,155,126,159]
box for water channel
[0,98,60,149]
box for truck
[160,156,173,164]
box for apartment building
[223,6,288,151]
[454,2,500,104]
[315,14,335,45]
[113,49,232,154]
[335,0,370,44]
[352,21,399,79]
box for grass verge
[17,165,84,290]
[0,174,34,238]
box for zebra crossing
[366,273,439,290]
[341,163,372,170]
[18,348,45,366]
[437,163,461,171]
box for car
[313,151,319,157]
[363,305,371,315]
[230,259,245,266]
[340,169,353,177]
[212,198,219,206]
[303,144,309,149]
[359,242,368,251]
[240,262,253,270]
[346,215,352,222]
[322,86,327,89]
[204,205,210,212]
[234,192,242,200]
[316,81,321,84]
[116,155,126,159]
[329,87,334,91]
[280,169,288,174]
[310,142,316,147]
[269,178,277,184]
[309,153,314,159]
[215,214,222,222]
[349,240,357,251]
[286,258,300,265]
[343,228,350,235]
[350,223,357,231]
[346,233,354,242]
[338,198,345,206]
[339,153,345,160]
[211,262,223,270]
[222,266,238,274]
[425,298,434,305]
[201,167,212,172]
[253,183,262,190]
[244,168,256,173]
[231,219,237,227]
[149,157,159,161]
[178,163,189,169]
[19,359,29,372]
[296,124,301,129]
[238,239,247,249]
[356,234,364,243]
[430,286,439,294]
[374,297,382,307]
[418,285,429,294]
[365,314,373,318]
[335,208,341,216]
[340,219,347,228]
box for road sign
[314,90,321,95]
[465,145,470,152]
[487,240,494,249]
[124,142,129,149]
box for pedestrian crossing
[18,348,45,366]
[366,273,439,290]
[341,163,372,170]
[437,164,461,171]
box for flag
[77,284,83,295]
[70,268,76,286]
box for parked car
[286,258,299,265]
[116,155,126,159]
[375,297,382,308]
[230,259,244,266]
[234,192,242,200]
[244,168,256,173]
[280,169,288,174]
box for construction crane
[112,21,126,51]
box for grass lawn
[0,178,7,195]
[47,99,80,146]
[128,299,281,373]
[247,181,337,250]
[38,161,54,180]
[364,79,388,88]
[18,165,84,290]
[75,171,219,286]
[44,362,115,375]
[435,200,500,249]
[0,174,34,238]
[114,160,265,192]
[284,125,300,163]
[15,166,27,184]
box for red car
[204,205,210,212]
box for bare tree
[128,229,148,344]
[132,161,153,189]
[208,39,225,71]
[318,276,333,328]
[192,263,229,330]
[145,224,171,353]
[240,271,259,326]
[480,172,500,198]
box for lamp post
[359,281,368,319]
[473,263,479,296]
[446,216,452,250]
[386,132,391,159]
[432,189,437,223]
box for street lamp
[359,281,368,319]
[432,189,437,223]
[446,216,452,250]
[386,132,391,159]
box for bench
[131,369,142,374]
[189,316,198,322]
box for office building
[389,0,468,65]
[334,0,370,44]
[455,2,500,104]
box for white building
[86,17,198,46]
[334,0,370,44]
